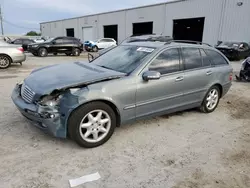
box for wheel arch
[211,83,223,98]
[0,53,13,63]
[67,99,121,128]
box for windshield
[218,42,240,48]
[92,45,154,74]
[46,38,54,42]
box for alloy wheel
[0,56,10,68]
[206,89,219,110]
[79,110,111,143]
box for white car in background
[96,38,117,49]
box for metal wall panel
[40,0,250,45]
[78,15,98,41]
[164,0,223,45]
[219,0,250,42]
[125,4,166,37]
[97,11,126,43]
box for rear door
[181,47,213,105]
[205,49,232,87]
[136,47,186,118]
[63,38,75,53]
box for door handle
[175,76,184,82]
[206,71,213,76]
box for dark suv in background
[27,36,83,57]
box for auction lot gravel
[0,53,250,188]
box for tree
[26,31,41,36]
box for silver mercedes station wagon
[12,37,233,148]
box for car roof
[122,41,213,50]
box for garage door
[82,27,93,41]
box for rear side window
[182,48,202,70]
[205,49,228,65]
[149,48,180,75]
[200,49,211,67]
[63,38,74,44]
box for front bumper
[11,84,67,138]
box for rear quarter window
[205,49,228,65]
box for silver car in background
[0,40,26,69]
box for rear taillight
[229,72,233,81]
[17,47,24,53]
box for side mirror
[142,71,161,81]
[88,53,94,63]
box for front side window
[182,48,202,70]
[92,45,154,74]
[13,39,22,44]
[149,48,180,75]
[205,49,228,65]
[54,38,64,44]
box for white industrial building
[40,0,250,45]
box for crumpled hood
[24,61,125,95]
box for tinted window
[205,49,228,65]
[200,49,211,67]
[149,48,180,74]
[100,39,111,42]
[63,38,74,44]
[13,39,22,44]
[182,48,202,70]
[54,38,64,44]
[23,39,33,44]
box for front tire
[92,46,98,52]
[72,48,80,56]
[38,48,48,57]
[53,52,58,55]
[200,85,220,113]
[68,102,117,148]
[0,55,11,69]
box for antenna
[0,5,4,35]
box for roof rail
[121,35,173,44]
[166,40,212,46]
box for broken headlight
[39,95,62,107]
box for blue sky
[1,0,170,35]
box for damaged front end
[11,74,123,138]
[236,57,250,82]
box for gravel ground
[0,54,250,188]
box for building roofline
[40,0,185,24]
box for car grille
[21,83,35,103]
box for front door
[50,38,64,53]
[136,48,185,118]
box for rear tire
[92,46,98,52]
[38,48,48,57]
[72,48,80,56]
[200,85,220,113]
[68,102,116,148]
[32,52,38,56]
[53,52,58,55]
[0,55,11,69]
[65,52,71,56]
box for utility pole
[0,5,4,36]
